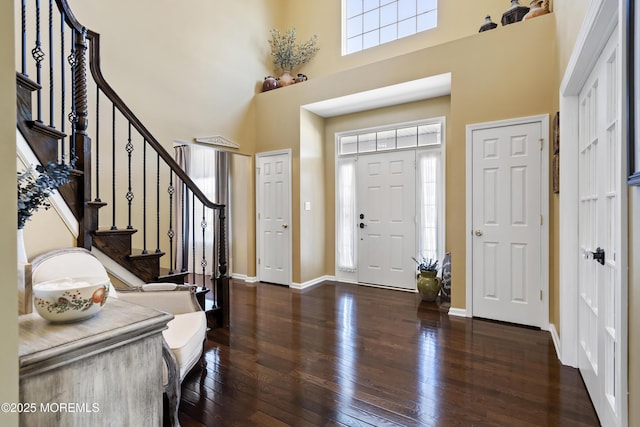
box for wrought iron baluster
[201,204,208,289]
[218,206,227,278]
[48,0,54,128]
[94,85,100,201]
[32,0,44,122]
[156,153,161,253]
[60,13,65,161]
[21,0,27,76]
[126,122,134,229]
[167,172,175,274]
[66,31,76,153]
[182,184,190,273]
[142,141,148,254]
[191,192,195,276]
[110,103,117,230]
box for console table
[19,298,173,427]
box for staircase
[16,0,229,327]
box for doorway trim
[255,149,293,286]
[559,1,628,425]
[465,114,550,329]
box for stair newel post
[216,205,230,327]
[72,27,92,249]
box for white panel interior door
[257,152,291,285]
[357,150,416,289]
[577,28,621,427]
[471,121,543,327]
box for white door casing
[357,150,416,290]
[256,151,291,286]
[576,28,622,427]
[466,116,549,329]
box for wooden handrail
[54,0,224,211]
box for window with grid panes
[344,0,437,54]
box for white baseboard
[290,275,335,290]
[549,323,561,361]
[448,307,468,317]
[231,273,258,283]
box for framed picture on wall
[628,0,640,185]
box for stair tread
[129,250,165,260]
[27,120,66,140]
[16,72,41,91]
[94,228,138,235]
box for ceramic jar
[417,271,442,302]
[262,76,278,92]
[295,73,308,83]
[523,0,549,20]
[278,71,295,87]
[501,0,530,26]
[479,15,498,32]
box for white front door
[256,151,291,285]
[471,120,545,328]
[357,150,416,289]
[577,28,622,427]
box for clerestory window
[343,0,438,55]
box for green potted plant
[412,256,441,302]
[268,26,319,87]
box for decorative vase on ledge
[278,71,295,87]
[501,0,530,26]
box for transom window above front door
[343,0,438,55]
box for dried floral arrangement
[268,27,319,73]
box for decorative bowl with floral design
[33,276,110,322]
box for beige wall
[1,0,19,425]
[299,109,326,283]
[257,15,558,293]
[280,0,529,80]
[67,0,282,157]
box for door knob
[359,223,366,229]
[474,230,483,236]
[282,223,288,229]
[591,247,605,265]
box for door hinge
[539,139,544,151]
[256,167,261,175]
[540,215,543,225]
[258,257,261,265]
[258,212,261,220]
[540,290,543,300]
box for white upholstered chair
[30,248,207,427]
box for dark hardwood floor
[179,279,599,426]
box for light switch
[304,201,311,211]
